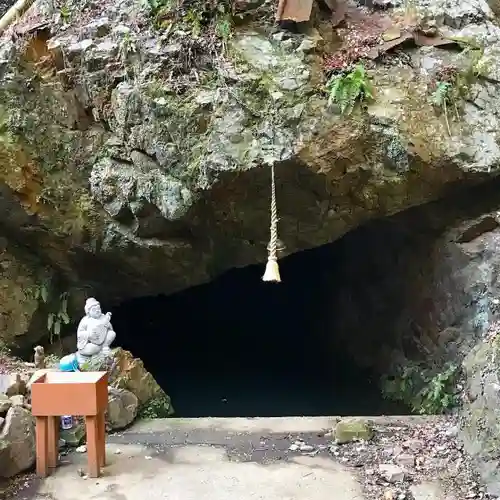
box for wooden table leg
[47,416,59,468]
[85,415,100,478]
[35,416,49,477]
[97,412,106,467]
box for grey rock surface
[0,406,35,478]
[107,388,139,430]
[461,330,500,496]
[0,394,11,413]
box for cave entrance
[111,225,414,418]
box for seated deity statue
[75,297,116,366]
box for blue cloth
[59,353,80,372]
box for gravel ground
[108,416,497,500]
[0,472,39,500]
[0,415,498,500]
[325,417,494,500]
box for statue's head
[85,297,102,318]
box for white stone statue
[75,298,116,366]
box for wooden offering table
[31,371,108,478]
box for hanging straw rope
[262,163,281,283]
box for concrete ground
[27,417,447,500]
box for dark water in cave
[111,243,410,418]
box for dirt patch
[0,472,41,500]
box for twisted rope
[262,163,281,282]
[269,163,278,261]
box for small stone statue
[75,298,116,367]
[34,345,45,369]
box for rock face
[322,187,500,375]
[0,406,35,478]
[109,348,172,413]
[0,241,49,348]
[312,187,500,494]
[107,387,138,430]
[1,0,500,348]
[461,328,500,496]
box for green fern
[414,363,458,414]
[382,362,459,414]
[430,37,489,136]
[430,81,454,136]
[326,64,374,115]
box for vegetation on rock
[325,63,374,115]
[28,282,71,343]
[138,393,174,419]
[381,362,459,415]
[429,37,489,135]
[334,417,374,444]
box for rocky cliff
[3,0,500,493]
[1,0,500,345]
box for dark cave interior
[22,179,500,418]
[111,220,418,418]
[109,177,500,420]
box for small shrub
[415,363,459,414]
[47,292,70,342]
[382,362,460,415]
[430,37,489,135]
[29,282,71,343]
[325,64,374,115]
[138,394,173,419]
[430,79,456,136]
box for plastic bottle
[60,415,73,430]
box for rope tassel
[262,164,281,283]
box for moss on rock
[334,417,374,444]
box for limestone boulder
[0,406,35,478]
[107,387,138,430]
[109,348,172,411]
[9,395,26,407]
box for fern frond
[325,63,374,115]
[431,81,451,107]
[326,75,343,107]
